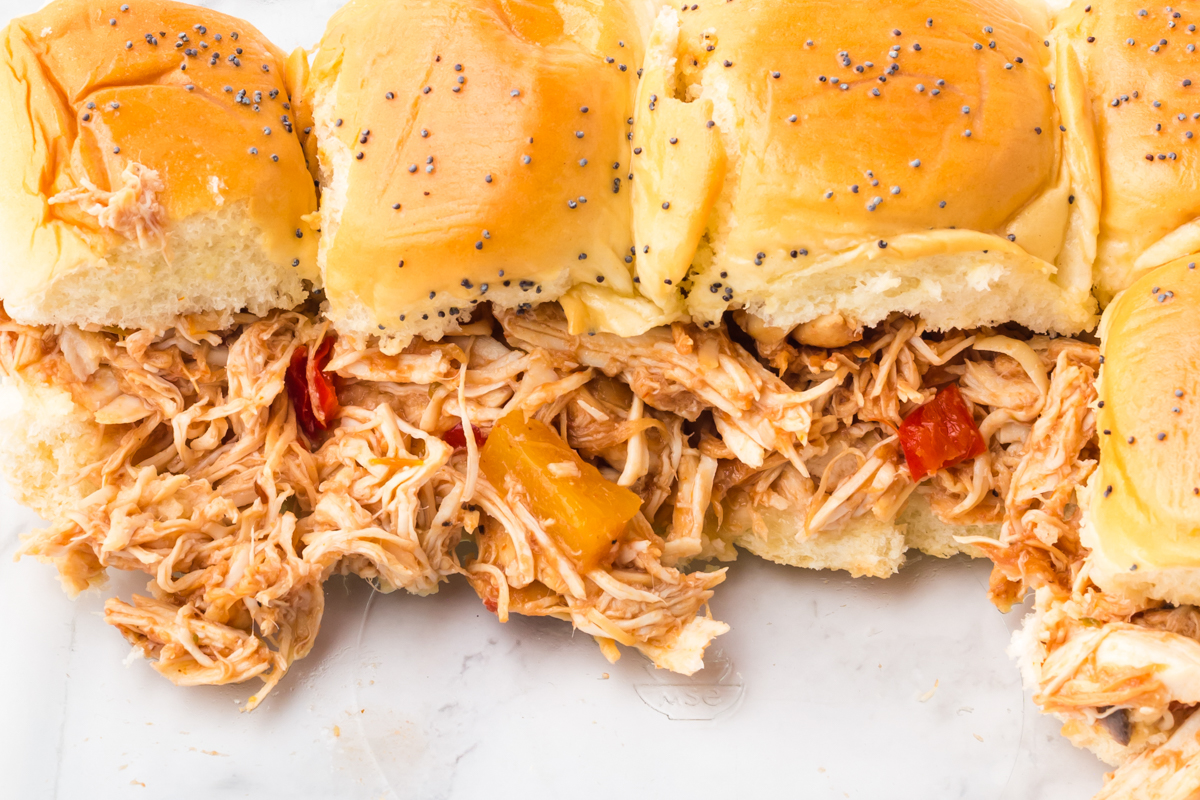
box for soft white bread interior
[631,0,1098,338]
[1055,0,1200,303]
[716,492,997,579]
[1081,255,1200,606]
[0,376,113,522]
[0,0,319,331]
[308,0,657,353]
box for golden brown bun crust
[679,0,1055,237]
[309,0,643,347]
[1092,256,1200,572]
[638,0,1096,335]
[1058,0,1200,302]
[0,0,318,327]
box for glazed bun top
[628,0,1097,338]
[309,0,651,351]
[1057,0,1200,303]
[1091,255,1200,574]
[0,0,320,330]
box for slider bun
[634,0,1098,335]
[1057,1,1200,303]
[1083,255,1200,606]
[309,0,649,352]
[0,378,113,525]
[0,0,319,331]
[717,493,995,579]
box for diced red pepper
[443,422,486,450]
[285,336,341,441]
[898,383,986,481]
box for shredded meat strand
[48,162,165,248]
[0,302,1102,706]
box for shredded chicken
[1136,607,1200,642]
[969,341,1101,610]
[48,162,165,248]
[502,305,1098,549]
[1,306,728,702]
[18,295,1191,800]
[978,549,1200,800]
[1094,708,1200,799]
[498,306,811,471]
[940,336,1200,776]
[1013,575,1200,776]
[8,311,350,707]
[1,299,1105,705]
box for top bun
[1083,255,1200,605]
[309,0,653,352]
[0,0,319,331]
[1056,0,1200,303]
[631,0,1098,337]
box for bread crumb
[973,733,984,742]
[918,679,939,702]
[333,725,341,737]
[601,673,609,680]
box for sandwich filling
[2,299,1100,706]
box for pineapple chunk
[480,413,642,573]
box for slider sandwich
[305,0,729,673]
[1009,255,1200,790]
[0,0,334,707]
[618,0,1103,579]
[0,0,318,516]
[0,0,731,707]
[0,0,1139,720]
[995,3,1200,794]
[301,0,1105,666]
[2,0,619,708]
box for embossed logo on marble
[634,648,744,721]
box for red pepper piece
[898,383,987,481]
[285,336,341,441]
[443,422,486,450]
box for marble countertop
[0,0,1105,796]
[1,480,1106,799]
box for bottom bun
[715,493,997,579]
[0,376,114,522]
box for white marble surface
[0,0,1107,796]
[1,480,1107,799]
